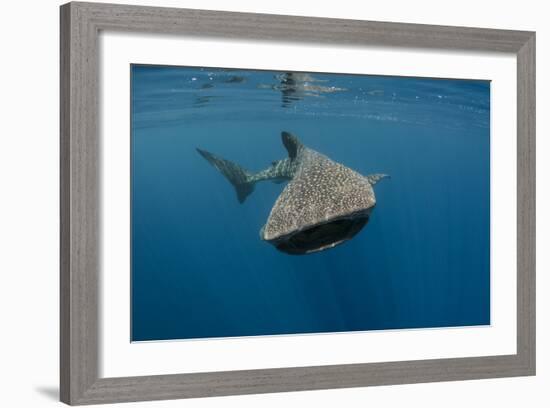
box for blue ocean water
[131,65,490,342]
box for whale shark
[197,132,389,255]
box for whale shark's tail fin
[196,148,255,203]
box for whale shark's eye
[275,215,369,255]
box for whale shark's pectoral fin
[366,173,390,186]
[196,148,255,203]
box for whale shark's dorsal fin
[281,131,303,159]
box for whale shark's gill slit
[274,215,370,255]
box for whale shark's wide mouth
[271,214,370,255]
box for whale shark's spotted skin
[262,148,375,241]
[250,158,297,184]
[197,132,389,254]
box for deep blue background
[131,65,490,341]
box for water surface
[131,65,490,342]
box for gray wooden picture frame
[60,1,536,405]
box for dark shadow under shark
[197,132,389,255]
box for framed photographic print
[60,2,536,405]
